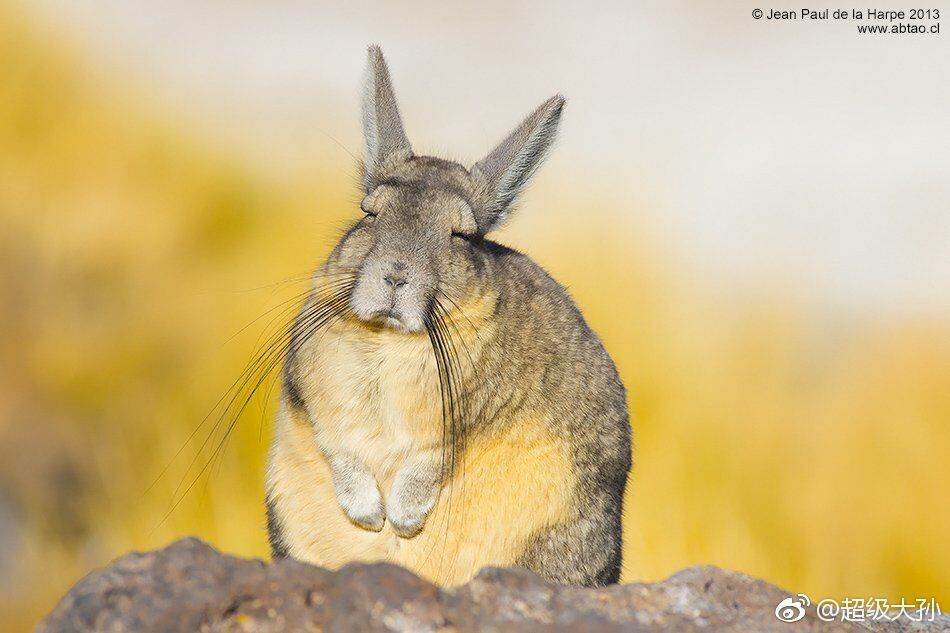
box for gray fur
[362,45,413,192]
[269,48,631,587]
[472,94,565,231]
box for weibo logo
[774,594,811,623]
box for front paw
[387,497,433,538]
[337,483,385,532]
[328,455,385,532]
[387,481,438,538]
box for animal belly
[267,407,575,585]
[393,420,576,584]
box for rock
[38,538,947,632]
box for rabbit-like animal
[265,46,631,586]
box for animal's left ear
[361,45,412,192]
[471,95,565,233]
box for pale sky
[27,1,950,318]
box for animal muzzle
[349,259,428,332]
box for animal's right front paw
[338,485,385,531]
[328,453,386,531]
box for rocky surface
[38,538,946,632]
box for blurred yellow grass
[0,6,947,630]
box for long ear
[361,45,412,191]
[471,95,564,233]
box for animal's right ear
[361,45,412,192]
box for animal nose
[384,273,407,289]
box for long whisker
[433,297,483,562]
[434,296,476,372]
[432,304,469,473]
[181,291,352,489]
[152,279,355,529]
[209,290,354,471]
[143,297,305,496]
[226,275,356,347]
[424,304,475,576]
[429,313,461,469]
[145,275,356,496]
[167,286,352,502]
[231,268,349,294]
[157,298,352,529]
[187,295,351,504]
[438,302,506,472]
[423,314,454,575]
[246,277,355,352]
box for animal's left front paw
[387,469,439,538]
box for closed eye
[451,231,471,241]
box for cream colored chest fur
[295,323,443,487]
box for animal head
[334,46,564,333]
